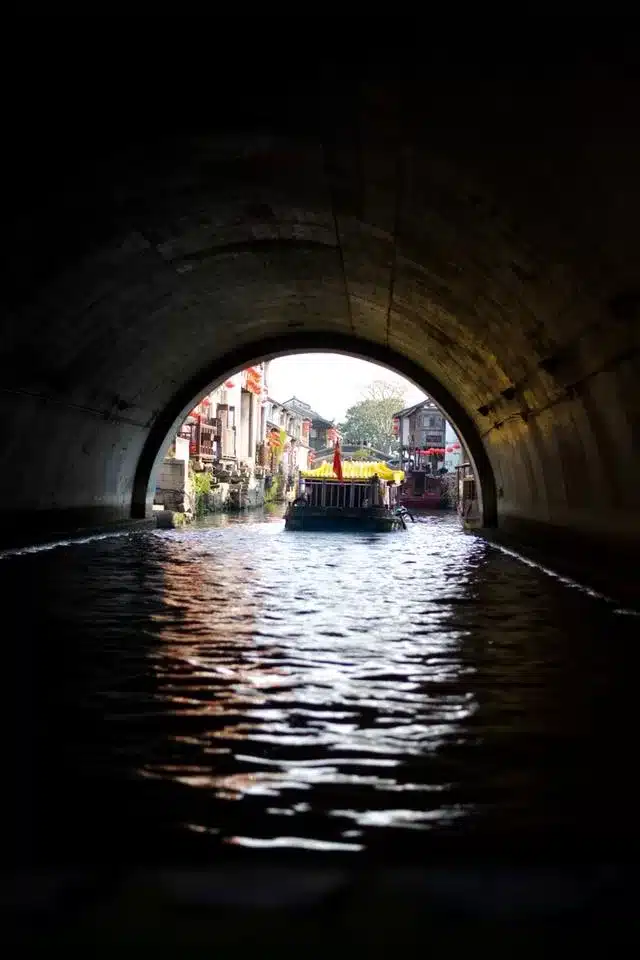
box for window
[422,414,438,427]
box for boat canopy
[301,461,404,483]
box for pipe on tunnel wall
[131,333,498,527]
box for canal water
[4,509,639,867]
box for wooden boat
[285,461,406,532]
[398,470,446,509]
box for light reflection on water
[4,508,639,863]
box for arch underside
[1,43,639,602]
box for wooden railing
[198,422,215,458]
[305,479,381,509]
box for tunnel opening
[133,336,495,530]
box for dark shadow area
[3,18,640,949]
[3,515,639,946]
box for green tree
[351,448,374,460]
[340,380,406,454]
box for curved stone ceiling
[1,30,638,597]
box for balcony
[198,422,216,458]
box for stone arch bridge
[1,24,638,602]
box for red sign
[392,417,399,435]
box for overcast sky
[264,353,458,441]
[266,353,426,423]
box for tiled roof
[282,396,333,425]
[392,399,440,419]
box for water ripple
[3,508,639,864]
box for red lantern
[446,446,453,453]
[453,442,461,450]
[244,367,262,396]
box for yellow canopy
[301,461,404,483]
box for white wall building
[178,362,268,469]
[156,362,270,513]
[264,397,311,477]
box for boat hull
[399,494,446,509]
[285,505,402,532]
